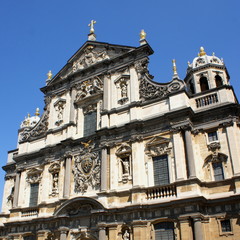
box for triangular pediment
[46,41,136,86]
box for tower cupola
[185,47,230,94]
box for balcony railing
[195,93,218,108]
[146,184,177,200]
[21,208,38,217]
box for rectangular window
[208,131,218,142]
[154,222,175,240]
[153,155,170,186]
[213,162,224,181]
[83,111,97,137]
[221,219,232,232]
[29,183,39,207]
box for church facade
[1,26,240,240]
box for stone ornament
[73,143,100,193]
[72,45,109,72]
[139,77,184,101]
[49,163,60,196]
[20,97,51,142]
[115,75,129,105]
[26,168,43,184]
[83,104,97,115]
[54,99,66,126]
[145,136,172,157]
[74,77,103,103]
[116,144,132,183]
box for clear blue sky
[0,0,240,208]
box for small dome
[188,47,224,71]
[20,111,40,129]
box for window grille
[29,183,39,207]
[154,222,175,240]
[221,219,232,232]
[153,155,170,186]
[83,111,97,136]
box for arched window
[154,222,175,240]
[215,75,223,87]
[189,80,195,94]
[200,76,209,92]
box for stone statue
[123,230,130,240]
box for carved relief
[115,76,129,105]
[72,45,109,72]
[49,163,60,196]
[54,99,66,126]
[139,77,184,101]
[134,59,149,79]
[74,77,103,102]
[116,144,132,183]
[26,168,43,183]
[73,142,100,193]
[83,104,97,115]
[145,136,172,157]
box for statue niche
[114,75,129,105]
[116,144,132,184]
[48,163,60,197]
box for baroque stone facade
[1,30,240,240]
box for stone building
[1,24,240,240]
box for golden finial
[26,113,31,126]
[172,59,177,74]
[199,46,206,56]
[140,29,146,40]
[47,70,52,80]
[88,20,96,34]
[35,108,40,116]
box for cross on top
[88,20,96,34]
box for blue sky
[0,0,240,208]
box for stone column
[193,217,205,240]
[70,88,76,123]
[63,156,72,198]
[101,147,108,191]
[179,217,194,240]
[132,221,148,240]
[173,131,187,180]
[184,129,196,178]
[13,171,21,208]
[98,223,107,240]
[225,123,240,175]
[59,227,69,240]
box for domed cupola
[185,47,230,95]
[20,108,40,129]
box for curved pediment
[54,197,105,217]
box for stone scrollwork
[73,143,100,193]
[139,77,184,101]
[20,97,51,142]
[74,77,103,103]
[26,168,43,184]
[145,136,172,157]
[134,58,149,79]
[72,45,109,72]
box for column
[63,156,72,198]
[101,147,108,191]
[193,217,205,240]
[179,217,194,240]
[132,221,148,240]
[70,88,76,123]
[184,129,196,178]
[98,224,106,240]
[59,227,69,240]
[103,74,111,110]
[13,171,21,208]
[226,123,240,175]
[173,131,187,180]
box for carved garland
[26,168,43,184]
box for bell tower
[185,47,230,95]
